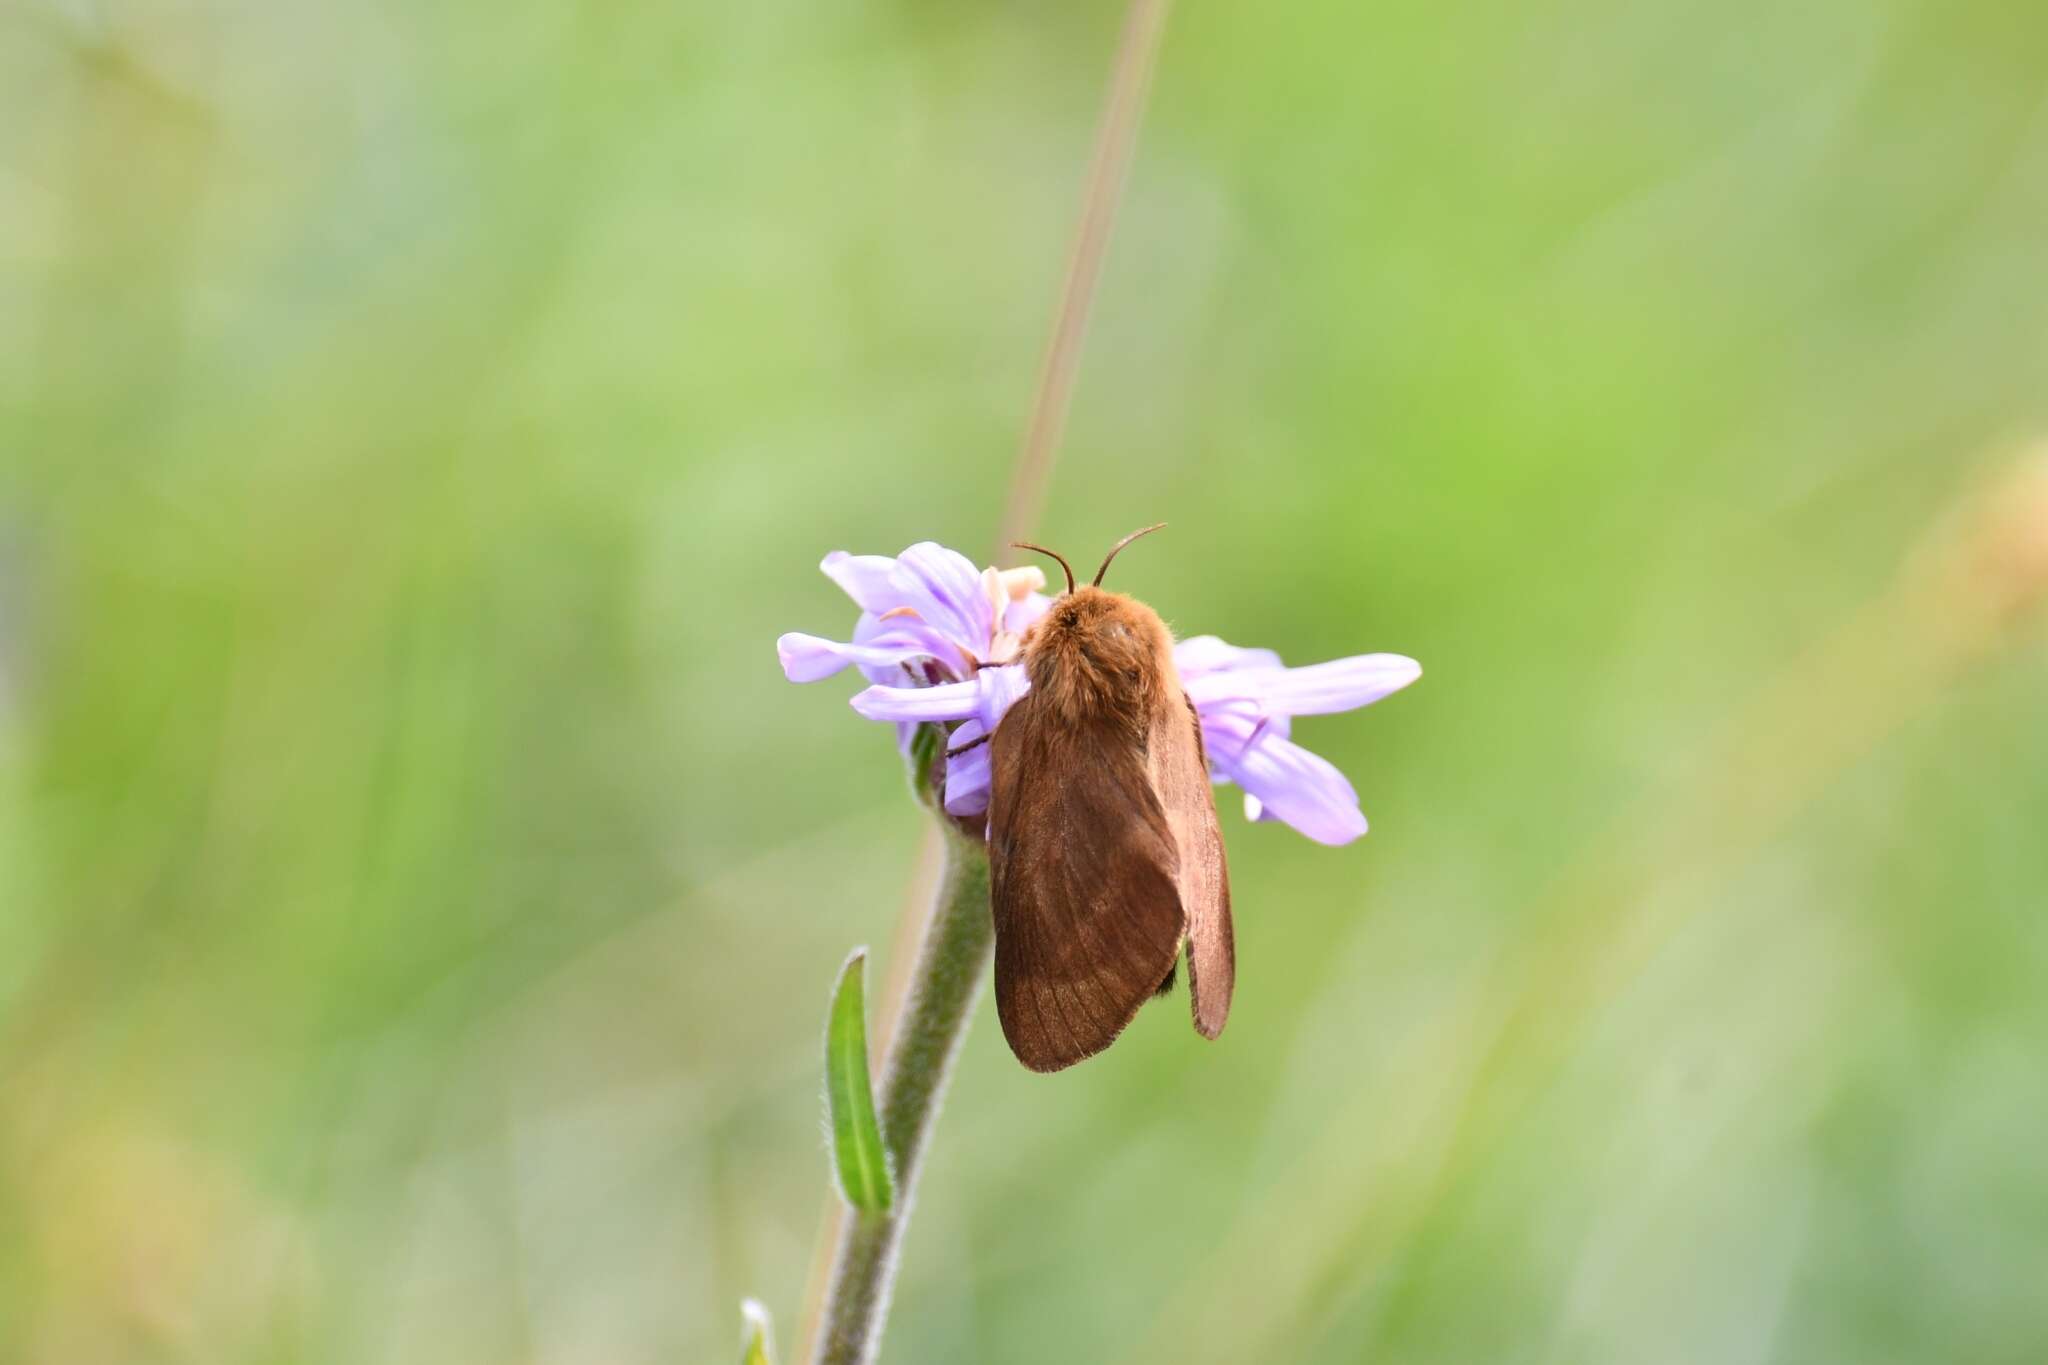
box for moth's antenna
[1011,541,1076,596]
[1092,523,1166,587]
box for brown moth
[983,524,1233,1072]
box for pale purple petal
[973,664,1031,734]
[849,679,982,724]
[846,614,937,751]
[1259,653,1419,714]
[820,552,906,616]
[1182,670,1262,711]
[1217,733,1368,846]
[892,543,993,658]
[1186,653,1421,717]
[1175,634,1283,680]
[1190,697,1258,752]
[850,612,956,687]
[853,662,1031,733]
[941,720,992,816]
[777,630,935,684]
[1190,695,1290,766]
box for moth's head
[1010,526,1174,720]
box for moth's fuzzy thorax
[1022,586,1178,727]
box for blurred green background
[6,0,2048,1361]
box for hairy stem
[796,1,1173,1356]
[812,824,993,1365]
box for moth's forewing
[988,690,1186,1072]
[1150,692,1234,1039]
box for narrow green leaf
[739,1298,775,1365]
[825,948,894,1212]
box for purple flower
[776,543,1052,752]
[777,542,1419,845]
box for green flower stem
[812,822,992,1365]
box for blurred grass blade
[825,949,894,1213]
[739,1298,776,1365]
